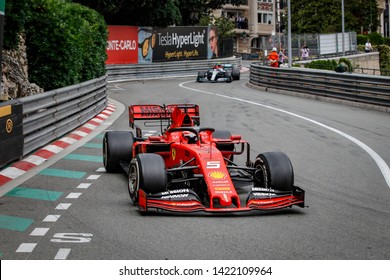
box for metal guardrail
[249,64,390,112]
[106,57,242,82]
[20,75,108,155]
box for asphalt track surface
[0,70,389,260]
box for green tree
[291,0,379,34]
[72,0,246,26]
[3,0,29,49]
[25,0,107,90]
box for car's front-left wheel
[128,153,167,203]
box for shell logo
[208,171,226,179]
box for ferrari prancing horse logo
[172,148,176,160]
[6,119,13,133]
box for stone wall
[348,52,381,75]
[295,52,381,75]
[1,35,44,101]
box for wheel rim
[254,158,268,188]
[128,161,139,201]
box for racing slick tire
[197,71,206,82]
[103,131,134,173]
[254,152,294,192]
[128,153,167,203]
[232,69,240,80]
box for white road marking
[72,130,89,137]
[66,192,82,199]
[30,228,50,236]
[23,155,47,165]
[87,175,100,180]
[59,137,78,144]
[96,167,106,173]
[43,215,61,222]
[43,144,63,154]
[16,243,37,253]
[55,203,72,210]
[77,183,91,189]
[54,248,71,260]
[179,81,390,188]
[0,167,25,179]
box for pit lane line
[179,81,390,189]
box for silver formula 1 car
[197,63,240,83]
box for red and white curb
[0,103,115,187]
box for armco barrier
[0,100,24,167]
[249,64,390,112]
[20,75,108,157]
[106,57,242,82]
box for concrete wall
[296,52,381,75]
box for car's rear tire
[103,131,134,173]
[128,153,167,203]
[232,69,240,80]
[253,152,294,191]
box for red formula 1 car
[103,104,304,214]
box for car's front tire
[253,152,294,191]
[128,153,167,203]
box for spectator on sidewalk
[278,49,288,67]
[301,44,310,60]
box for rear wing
[129,104,200,129]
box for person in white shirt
[365,39,372,53]
[301,45,310,60]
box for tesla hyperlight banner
[106,26,210,64]
[106,26,138,64]
[152,26,208,62]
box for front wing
[137,187,305,214]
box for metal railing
[106,57,242,82]
[249,63,390,112]
[20,75,107,155]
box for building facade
[213,0,389,55]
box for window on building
[258,12,273,24]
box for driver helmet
[272,47,277,52]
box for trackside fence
[249,64,390,112]
[106,57,243,82]
[14,75,107,163]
